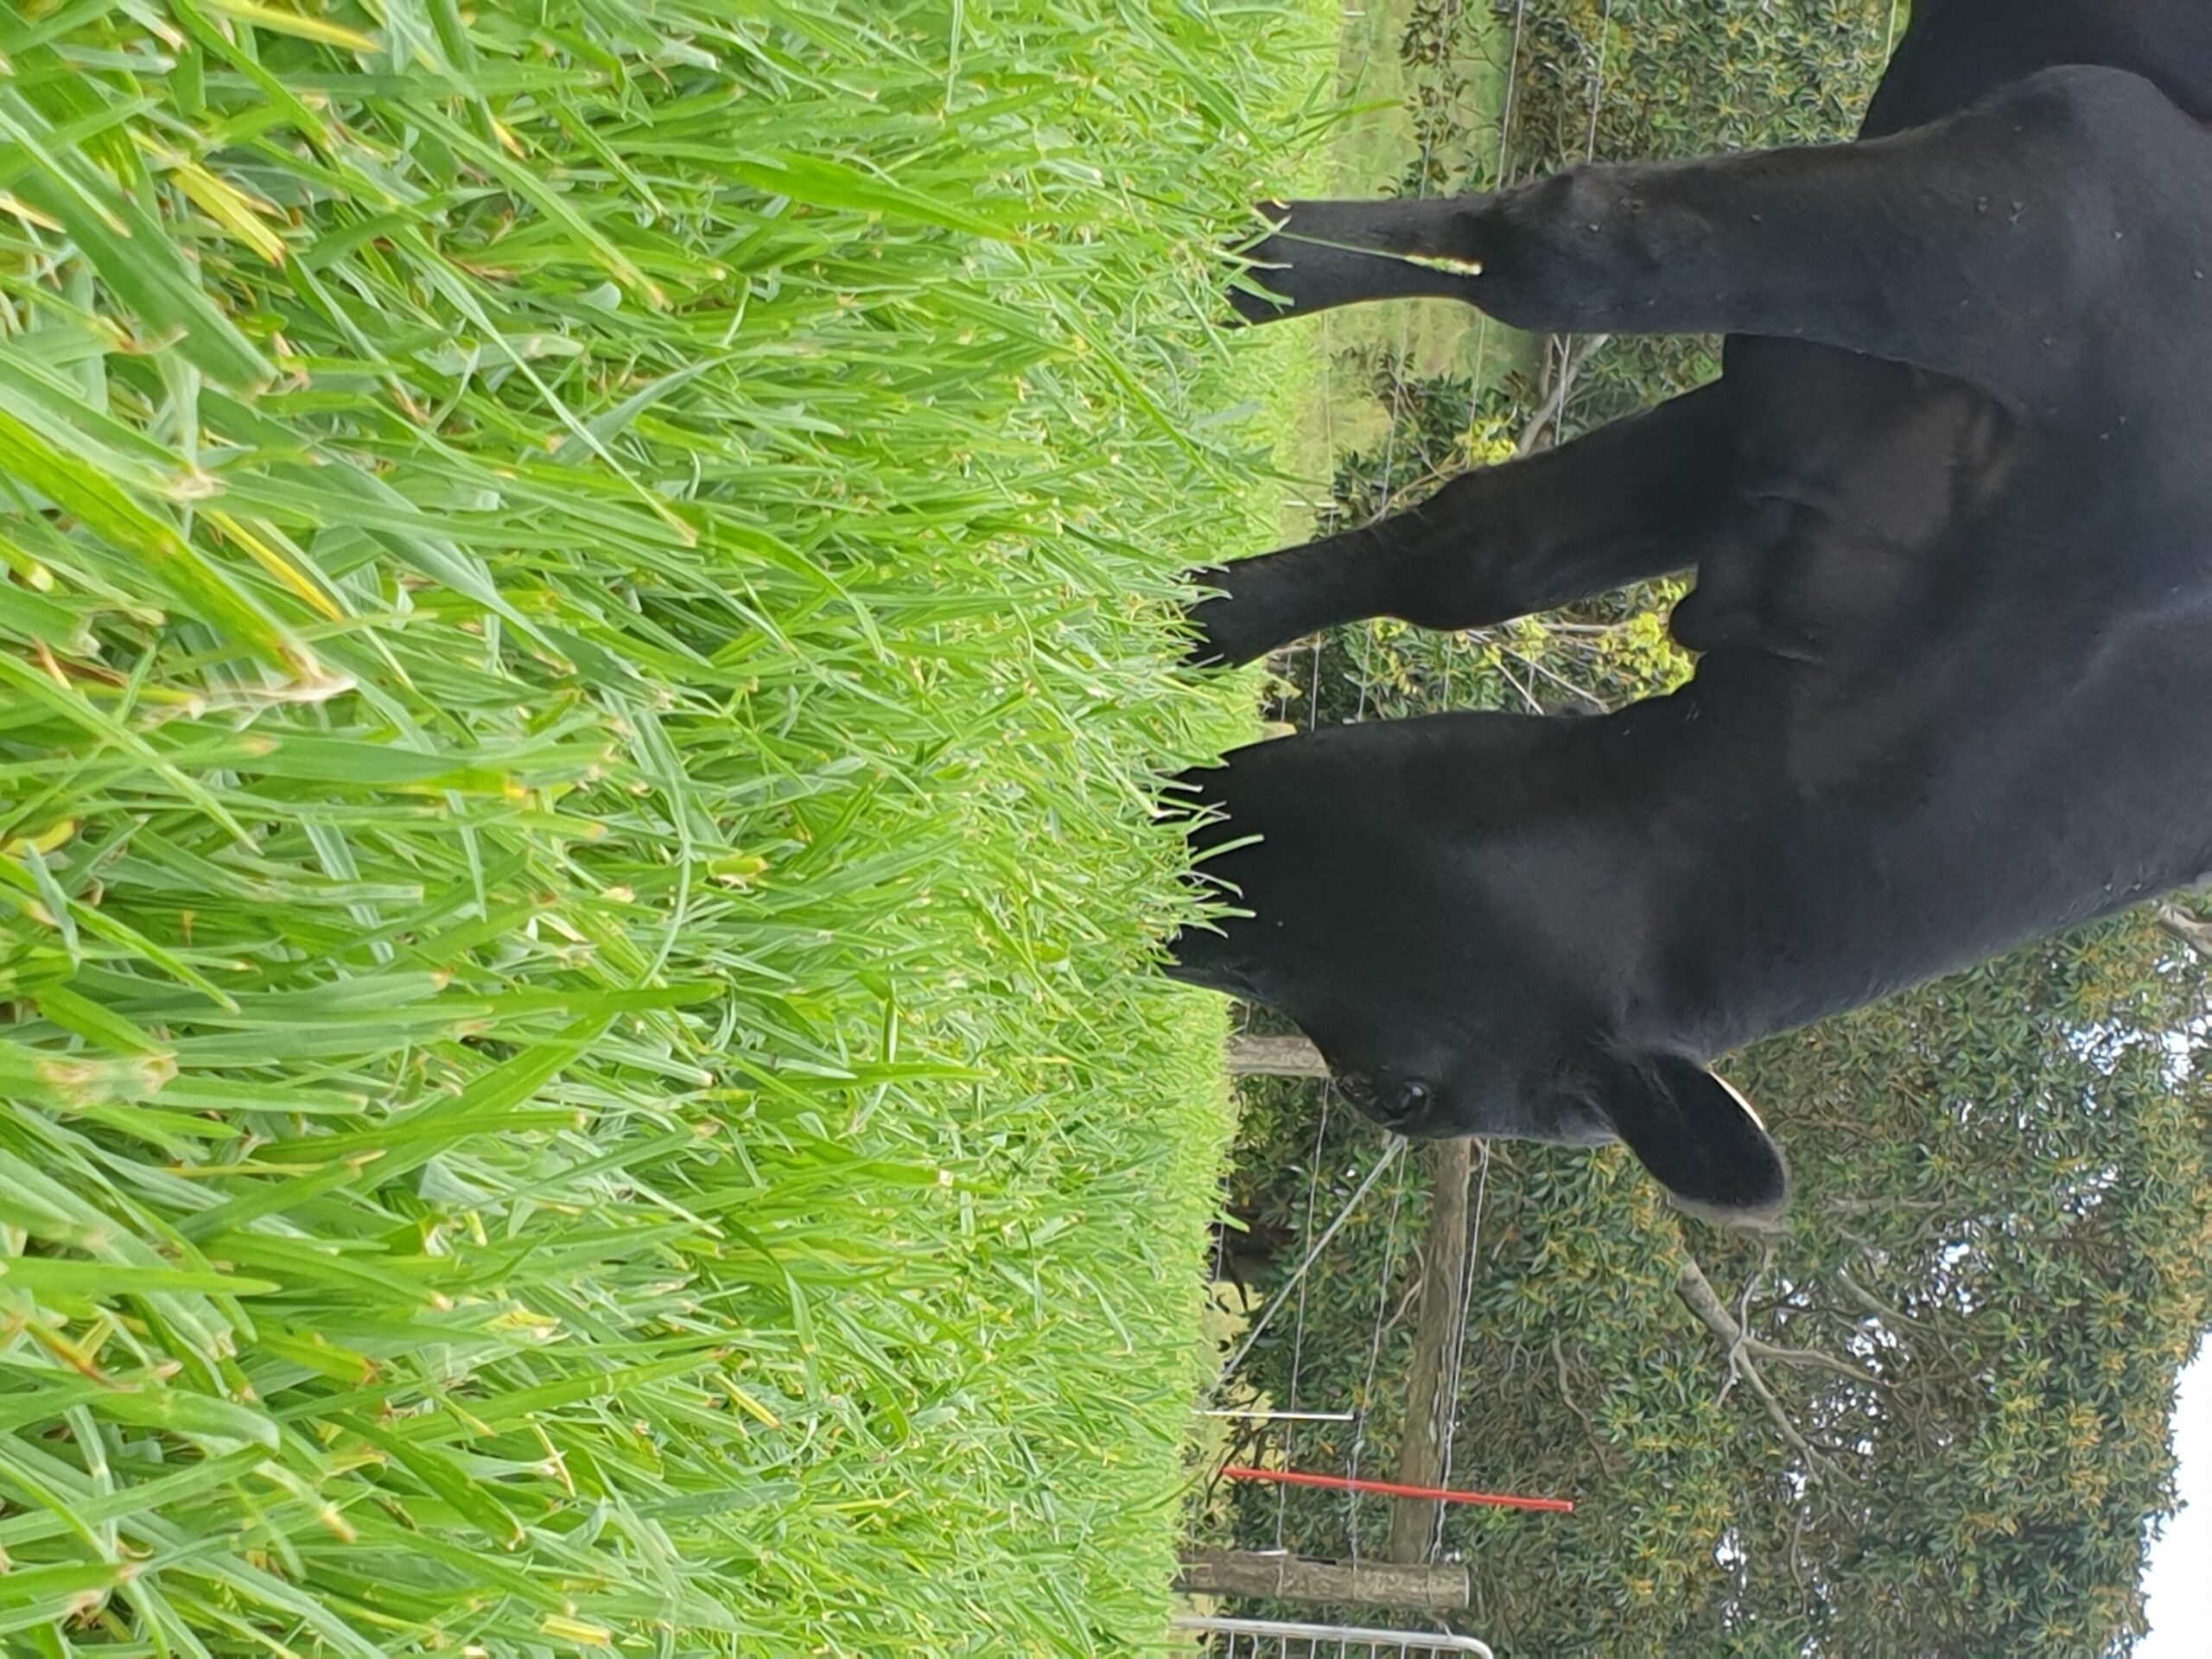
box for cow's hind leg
[1248,66,2190,410]
[1189,381,1736,665]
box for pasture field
[0,2,1337,1651]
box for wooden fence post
[1228,1034,1329,1078]
[1388,1138,1476,1563]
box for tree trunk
[1176,1548,1470,1611]
[1229,1033,1329,1077]
[1388,1136,1476,1562]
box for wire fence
[1173,1614,1496,1658]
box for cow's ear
[1589,1052,1788,1225]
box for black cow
[1170,1,2212,1223]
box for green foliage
[1495,0,1897,170]
[1216,5,2212,1655]
[0,0,1332,1650]
[1707,934,2212,1655]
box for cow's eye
[1394,1080,1433,1123]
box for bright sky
[2139,1347,2212,1654]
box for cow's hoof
[1225,204,1299,327]
[1226,253,1297,327]
[1180,573,1272,668]
[1181,598,1235,668]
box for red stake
[1221,1465,1573,1514]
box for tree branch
[1515,334,1611,455]
[1551,1333,1622,1471]
[2154,903,2212,962]
[1834,1268,1921,1332]
[1675,1258,1868,1477]
[1822,1196,1948,1214]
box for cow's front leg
[1230,197,1484,322]
[1188,382,1735,665]
[1245,66,2189,410]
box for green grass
[0,2,1337,1651]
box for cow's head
[1173,925,1789,1224]
[1166,743,1789,1225]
